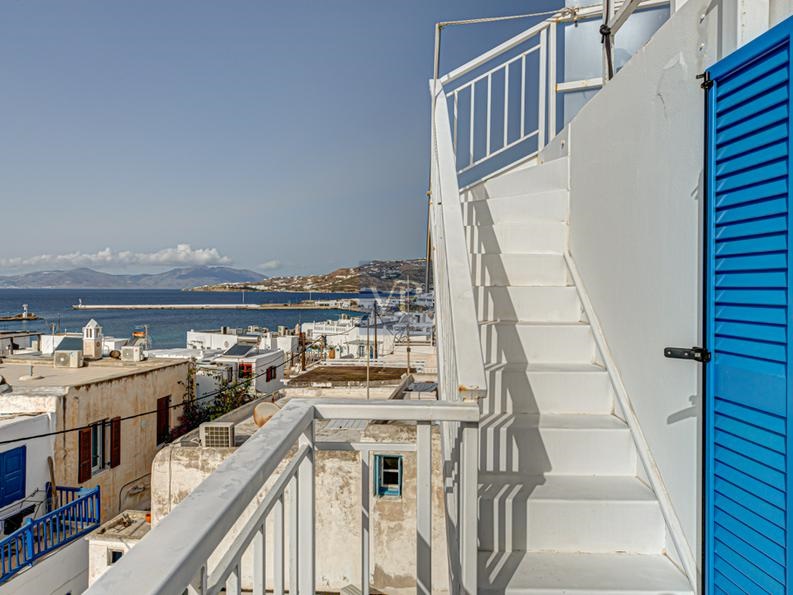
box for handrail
[430,79,488,401]
[86,398,479,595]
[0,485,100,584]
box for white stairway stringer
[465,158,694,594]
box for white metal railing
[440,18,556,176]
[85,398,479,595]
[437,1,669,181]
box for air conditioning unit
[121,346,144,362]
[199,422,236,448]
[54,350,83,369]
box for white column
[416,422,432,595]
[361,452,371,595]
[459,422,478,594]
[298,424,315,594]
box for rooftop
[287,365,412,386]
[88,510,150,544]
[0,357,187,391]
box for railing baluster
[520,54,526,138]
[186,564,207,594]
[361,452,370,595]
[273,494,284,595]
[469,84,475,166]
[287,478,298,594]
[297,422,315,594]
[253,524,266,595]
[225,562,241,595]
[453,91,459,153]
[503,64,509,148]
[538,27,548,150]
[416,421,432,595]
[485,73,492,156]
[548,21,557,138]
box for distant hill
[0,266,264,289]
[191,259,426,293]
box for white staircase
[467,158,693,594]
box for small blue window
[0,446,26,508]
[374,454,402,497]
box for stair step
[478,551,693,594]
[482,362,613,415]
[478,474,664,553]
[463,189,569,225]
[483,157,568,198]
[479,413,636,475]
[475,286,582,323]
[480,322,598,365]
[470,253,571,287]
[467,221,567,254]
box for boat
[0,304,39,322]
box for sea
[0,289,363,349]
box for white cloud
[258,259,282,271]
[0,244,232,270]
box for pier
[72,302,359,312]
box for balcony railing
[0,485,101,584]
[437,0,669,188]
[85,398,479,595]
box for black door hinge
[696,72,713,90]
[664,346,711,363]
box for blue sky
[0,1,561,275]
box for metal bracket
[664,346,711,363]
[696,72,713,90]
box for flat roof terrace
[288,365,413,386]
[0,357,186,390]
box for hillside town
[190,259,427,293]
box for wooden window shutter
[156,396,170,444]
[78,427,92,483]
[110,417,121,468]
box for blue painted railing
[0,485,100,584]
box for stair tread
[484,361,606,373]
[465,187,569,203]
[478,551,692,594]
[478,474,656,502]
[481,412,628,431]
[480,320,590,327]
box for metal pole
[366,317,371,400]
[373,302,378,360]
[425,23,442,294]
[406,276,411,374]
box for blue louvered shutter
[0,446,27,508]
[706,17,793,595]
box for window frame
[374,454,403,498]
[90,420,107,476]
[156,396,171,445]
[239,362,253,379]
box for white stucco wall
[0,413,55,520]
[565,0,719,561]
